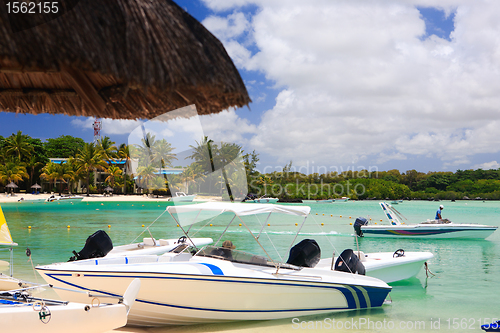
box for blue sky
[2,0,500,175]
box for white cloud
[200,0,500,170]
[473,161,500,170]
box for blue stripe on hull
[362,228,494,236]
[43,272,390,313]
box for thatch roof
[0,0,250,119]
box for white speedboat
[354,202,498,239]
[68,229,213,260]
[36,203,392,326]
[334,197,350,202]
[170,192,196,202]
[0,279,140,333]
[317,249,433,283]
[246,196,279,203]
[46,195,84,203]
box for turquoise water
[1,200,499,332]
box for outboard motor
[69,230,113,261]
[353,217,369,237]
[286,239,321,268]
[334,249,365,275]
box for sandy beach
[0,193,220,203]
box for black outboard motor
[286,239,321,268]
[69,230,113,261]
[334,249,366,275]
[353,217,369,237]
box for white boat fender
[121,278,141,314]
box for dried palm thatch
[0,0,251,119]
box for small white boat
[0,279,140,333]
[354,202,498,239]
[37,203,392,326]
[317,249,433,283]
[69,230,213,260]
[334,197,350,202]
[45,195,84,203]
[246,196,279,203]
[170,192,196,202]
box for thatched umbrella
[31,183,42,194]
[0,0,250,120]
[5,182,18,194]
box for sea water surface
[1,200,499,333]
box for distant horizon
[1,129,499,176]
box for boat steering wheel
[177,236,187,244]
[393,249,405,258]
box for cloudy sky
[2,0,500,174]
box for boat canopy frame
[166,203,311,272]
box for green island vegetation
[1,131,500,201]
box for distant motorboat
[354,202,498,239]
[170,192,196,202]
[246,196,279,203]
[334,197,350,202]
[46,195,84,202]
[390,200,403,204]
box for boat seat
[356,251,366,262]
[126,255,159,264]
[143,238,157,246]
[158,239,170,246]
[172,253,192,262]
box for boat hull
[36,264,390,326]
[361,224,497,239]
[317,251,434,283]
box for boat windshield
[196,246,300,270]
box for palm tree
[256,176,273,197]
[25,155,44,190]
[136,132,157,167]
[3,131,33,162]
[152,138,177,170]
[105,165,122,190]
[53,163,72,195]
[217,142,243,201]
[97,136,117,165]
[117,144,133,194]
[74,143,108,196]
[136,164,157,193]
[187,136,216,174]
[0,162,28,191]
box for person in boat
[435,205,444,220]
[211,240,236,260]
